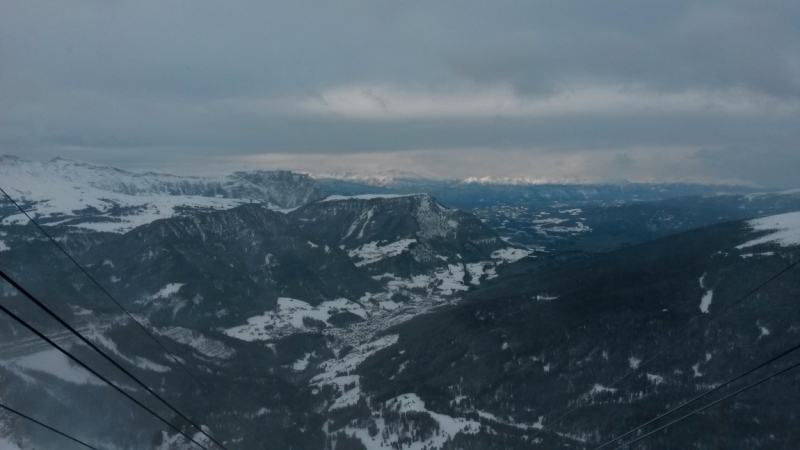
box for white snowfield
[223,298,369,342]
[225,261,482,345]
[151,283,184,299]
[491,247,532,263]
[737,211,800,249]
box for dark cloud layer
[1,1,798,186]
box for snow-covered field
[737,211,800,249]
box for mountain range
[1,157,799,450]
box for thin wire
[0,301,211,450]
[1,186,256,442]
[529,255,800,439]
[0,402,101,450]
[611,358,800,450]
[0,269,227,450]
[593,340,800,449]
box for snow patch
[293,352,314,371]
[491,247,532,263]
[465,262,495,285]
[700,290,713,314]
[434,264,469,296]
[151,283,184,299]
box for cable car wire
[0,269,225,450]
[0,300,212,450]
[593,339,800,450]
[1,186,258,442]
[0,402,101,450]
[528,255,800,441]
[610,358,800,450]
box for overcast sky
[2,1,799,186]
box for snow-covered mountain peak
[0,156,324,233]
[291,192,530,281]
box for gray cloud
[1,1,798,187]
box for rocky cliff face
[291,194,524,280]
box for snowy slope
[737,211,800,249]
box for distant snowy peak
[0,156,324,233]
[312,171,566,187]
[460,176,564,186]
[309,170,428,187]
